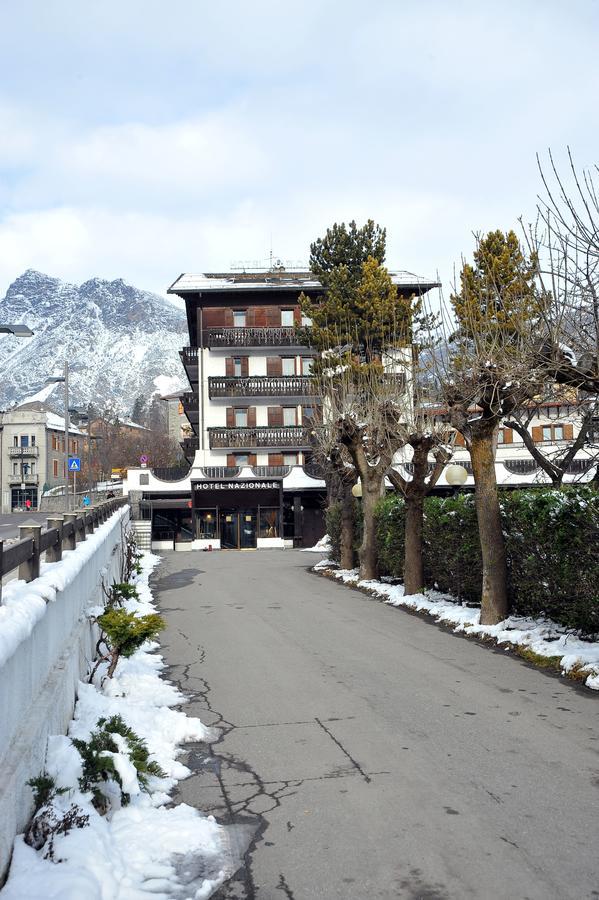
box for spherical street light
[351,480,363,498]
[445,464,468,487]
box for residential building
[0,401,85,511]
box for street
[154,550,599,900]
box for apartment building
[0,401,85,511]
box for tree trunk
[470,430,509,624]
[359,480,381,581]
[340,482,355,570]
[403,492,425,595]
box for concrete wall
[0,507,129,881]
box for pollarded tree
[441,230,548,624]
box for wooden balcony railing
[208,426,312,449]
[203,327,304,348]
[208,375,314,398]
[180,347,198,366]
[181,437,199,456]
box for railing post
[46,517,64,562]
[0,540,3,604]
[63,513,78,549]
[19,525,42,582]
[86,509,95,534]
[76,513,87,542]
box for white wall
[0,507,129,881]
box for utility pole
[64,361,70,511]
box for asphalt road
[0,512,49,542]
[153,550,599,900]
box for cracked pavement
[153,551,599,900]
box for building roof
[3,401,86,435]
[168,269,440,295]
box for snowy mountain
[0,270,187,415]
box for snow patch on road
[316,562,599,691]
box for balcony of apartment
[201,327,305,348]
[208,375,315,399]
[8,473,39,484]
[181,436,199,457]
[208,426,311,450]
[9,445,40,458]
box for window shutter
[532,425,543,442]
[454,431,465,447]
[227,454,236,467]
[226,408,235,428]
[249,453,257,466]
[564,423,574,441]
[241,357,249,376]
[268,407,283,427]
[269,453,284,466]
[224,308,234,326]
[266,357,282,376]
[503,427,513,444]
[247,407,257,427]
[225,358,234,377]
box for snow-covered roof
[45,411,86,435]
[168,270,439,295]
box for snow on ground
[1,552,234,900]
[314,560,599,691]
[300,534,332,553]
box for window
[281,357,295,375]
[53,460,59,478]
[13,463,18,475]
[542,426,552,441]
[235,454,249,466]
[301,357,313,374]
[302,405,316,423]
[72,440,78,453]
[497,430,505,444]
[31,435,35,446]
[233,357,243,377]
[259,508,279,538]
[283,452,298,466]
[233,310,246,327]
[13,435,18,447]
[281,309,294,327]
[235,408,248,427]
[197,509,217,539]
[554,425,564,441]
[20,435,29,447]
[301,313,313,326]
[283,407,297,426]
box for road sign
[68,457,81,471]
[140,454,148,466]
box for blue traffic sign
[68,457,81,471]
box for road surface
[153,550,599,900]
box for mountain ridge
[0,269,187,415]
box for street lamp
[45,362,70,511]
[445,464,468,492]
[351,480,362,498]
[0,324,34,337]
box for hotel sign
[193,480,280,492]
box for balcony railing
[180,347,198,366]
[208,426,312,450]
[8,473,40,484]
[208,375,315,398]
[181,437,199,456]
[9,446,40,458]
[202,327,305,348]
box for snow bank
[300,534,332,553]
[316,562,599,690]
[1,553,232,900]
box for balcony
[208,375,315,398]
[8,473,39,484]
[202,327,305,348]
[9,445,40,458]
[208,426,311,450]
[181,437,199,457]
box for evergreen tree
[131,396,147,425]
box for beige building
[0,401,85,512]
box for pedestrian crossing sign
[68,457,81,471]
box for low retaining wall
[0,505,130,881]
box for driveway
[153,550,599,900]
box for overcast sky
[1,0,598,304]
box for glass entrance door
[219,509,257,549]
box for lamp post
[445,464,468,495]
[45,362,70,511]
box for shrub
[327,486,599,636]
[91,609,165,680]
[72,714,165,812]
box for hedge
[327,487,599,637]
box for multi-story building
[0,401,85,511]
[125,265,438,550]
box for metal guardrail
[0,496,128,602]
